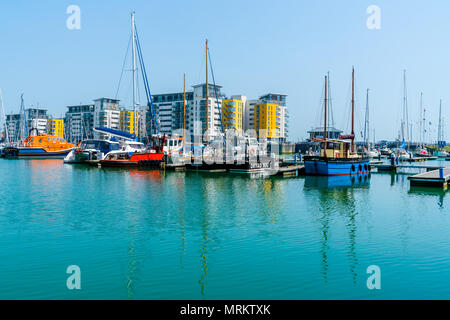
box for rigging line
[135,26,159,133]
[115,34,132,100]
[207,47,223,133]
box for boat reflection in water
[304,173,370,189]
[303,173,370,284]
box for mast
[364,88,369,148]
[205,39,209,144]
[419,92,423,147]
[183,73,186,136]
[0,89,8,143]
[323,75,327,157]
[423,104,427,147]
[438,99,442,147]
[131,11,138,138]
[403,69,409,147]
[327,71,334,127]
[351,67,355,153]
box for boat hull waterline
[304,158,371,176]
[3,147,73,159]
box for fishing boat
[3,130,74,158]
[64,139,120,164]
[304,68,370,176]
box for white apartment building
[150,92,193,136]
[26,108,48,135]
[64,104,95,143]
[93,98,120,140]
[191,83,223,140]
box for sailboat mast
[205,39,209,144]
[351,67,355,153]
[364,88,369,148]
[183,73,186,136]
[419,92,423,147]
[403,69,410,147]
[131,11,138,138]
[0,89,8,143]
[323,75,328,157]
[438,99,442,146]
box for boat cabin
[23,134,73,151]
[320,139,352,159]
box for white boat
[380,147,392,156]
[415,148,430,157]
[64,139,120,163]
[393,148,412,161]
[434,149,449,158]
[363,146,380,158]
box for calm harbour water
[0,158,449,299]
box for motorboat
[64,139,120,164]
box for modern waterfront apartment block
[26,108,48,135]
[93,98,120,140]
[245,93,288,143]
[151,91,194,136]
[222,95,245,134]
[120,109,139,136]
[64,104,95,143]
[3,108,48,142]
[191,83,223,140]
[150,83,224,141]
[5,113,22,142]
[47,119,64,138]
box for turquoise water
[0,159,449,299]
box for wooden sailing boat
[304,68,370,176]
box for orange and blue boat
[3,133,74,159]
[304,68,370,176]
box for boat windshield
[82,140,119,152]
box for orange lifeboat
[4,134,74,158]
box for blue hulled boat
[304,139,370,176]
[304,68,369,176]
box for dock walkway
[408,168,450,189]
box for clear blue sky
[0,0,449,141]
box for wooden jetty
[276,164,304,177]
[371,163,445,173]
[399,156,437,162]
[408,168,450,189]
